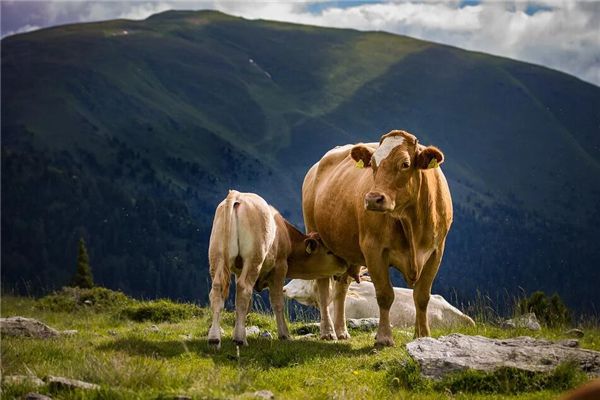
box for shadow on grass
[97,336,373,369]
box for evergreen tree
[71,237,94,288]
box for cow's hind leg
[233,258,261,346]
[332,274,352,340]
[317,277,336,340]
[269,259,291,340]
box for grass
[1,294,598,399]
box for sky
[1,1,599,86]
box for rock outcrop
[0,317,60,339]
[407,334,600,379]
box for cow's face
[351,130,444,213]
[283,279,318,306]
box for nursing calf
[208,190,344,348]
[283,278,475,329]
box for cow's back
[302,144,378,265]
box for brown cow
[302,130,453,346]
[208,190,345,348]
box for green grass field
[2,291,598,399]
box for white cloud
[2,1,598,85]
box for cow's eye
[401,161,410,169]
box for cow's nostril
[375,196,384,204]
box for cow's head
[351,130,444,213]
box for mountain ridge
[2,10,599,313]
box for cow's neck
[396,171,439,283]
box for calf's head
[290,232,346,276]
[351,130,444,213]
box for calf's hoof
[336,331,351,340]
[208,338,221,350]
[320,332,337,341]
[278,334,291,341]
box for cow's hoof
[336,331,351,340]
[374,337,395,347]
[233,339,248,346]
[208,338,221,349]
[320,333,337,341]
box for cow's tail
[218,190,241,299]
[462,313,476,327]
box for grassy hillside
[2,10,599,312]
[2,292,599,399]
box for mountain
[2,10,599,313]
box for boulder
[2,375,45,387]
[347,318,379,331]
[61,330,78,337]
[260,331,273,340]
[0,317,60,339]
[407,334,600,380]
[245,326,260,336]
[253,390,275,399]
[566,329,585,338]
[501,313,541,331]
[45,376,100,391]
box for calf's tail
[218,190,240,299]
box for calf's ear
[350,145,374,168]
[415,146,444,169]
[304,238,319,255]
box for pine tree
[71,237,94,288]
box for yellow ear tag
[427,158,439,169]
[355,159,365,169]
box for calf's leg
[269,259,290,340]
[208,259,229,349]
[233,259,261,346]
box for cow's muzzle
[364,192,394,212]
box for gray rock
[295,323,320,335]
[347,318,379,331]
[253,390,275,399]
[45,376,100,391]
[298,333,316,339]
[0,317,60,339]
[61,330,78,336]
[566,329,585,338]
[24,393,52,400]
[245,326,260,336]
[2,375,45,387]
[407,334,600,380]
[260,331,273,340]
[502,313,541,331]
[83,300,93,306]
[148,325,160,332]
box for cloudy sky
[2,1,599,86]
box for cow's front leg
[233,260,260,346]
[332,275,351,340]
[413,250,441,338]
[269,259,290,340]
[317,277,336,340]
[364,250,394,346]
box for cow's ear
[350,145,373,168]
[304,237,319,255]
[415,146,444,169]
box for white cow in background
[283,276,475,329]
